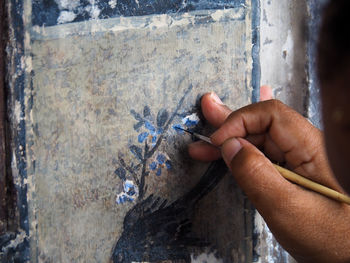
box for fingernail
[210,92,224,105]
[222,138,242,165]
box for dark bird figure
[112,159,228,263]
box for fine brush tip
[174,126,193,135]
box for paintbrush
[175,126,350,205]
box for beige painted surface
[26,6,256,262]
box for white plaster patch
[24,56,32,73]
[108,0,117,9]
[14,100,23,124]
[191,252,224,263]
[86,0,101,20]
[57,11,77,24]
[55,0,80,10]
[55,0,101,23]
[211,9,226,21]
[11,150,21,187]
[31,8,245,39]
[254,212,287,263]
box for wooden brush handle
[273,164,350,205]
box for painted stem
[138,84,193,200]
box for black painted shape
[32,0,60,27]
[115,167,127,181]
[112,159,227,263]
[32,0,245,26]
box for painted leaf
[157,109,168,127]
[138,132,149,143]
[114,167,126,181]
[130,109,143,121]
[143,106,151,117]
[134,120,144,131]
[129,145,143,160]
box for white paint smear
[55,0,80,10]
[182,113,200,126]
[57,11,77,24]
[108,0,117,9]
[191,252,224,263]
[14,100,23,124]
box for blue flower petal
[165,160,172,170]
[184,118,198,127]
[116,195,126,204]
[127,188,136,196]
[124,181,135,192]
[152,136,157,143]
[149,162,157,170]
[145,121,156,134]
[157,154,166,164]
[116,193,134,204]
[138,132,149,143]
[156,167,162,176]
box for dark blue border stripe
[32,0,246,26]
[8,0,30,260]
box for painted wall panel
[22,5,258,262]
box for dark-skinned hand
[189,92,350,263]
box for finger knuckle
[267,99,285,111]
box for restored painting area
[26,3,257,262]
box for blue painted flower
[149,153,172,176]
[137,121,162,145]
[116,180,139,204]
[173,113,200,134]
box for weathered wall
[256,1,325,262]
[1,0,326,262]
[260,0,308,114]
[257,1,309,262]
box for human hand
[189,92,350,263]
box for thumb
[221,138,296,213]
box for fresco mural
[2,0,260,262]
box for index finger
[210,100,340,188]
[201,92,232,128]
[210,100,317,152]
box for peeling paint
[31,8,245,40]
[281,30,294,81]
[13,100,23,125]
[191,251,224,263]
[57,11,77,24]
[0,231,27,253]
[254,212,289,262]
